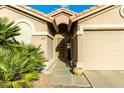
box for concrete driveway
[48,62,124,88]
[84,70,124,88]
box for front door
[55,34,67,62]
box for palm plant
[0,43,46,88]
[0,17,20,45]
[0,17,46,88]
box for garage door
[83,31,124,70]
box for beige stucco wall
[78,6,124,25]
[31,36,47,57]
[45,36,56,74]
[54,13,70,25]
[3,5,124,71]
[31,34,55,75]
[32,35,55,74]
[0,6,51,57]
[0,6,56,74]
[0,7,48,32]
[76,5,124,70]
[0,6,50,57]
[47,36,54,60]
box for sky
[28,5,95,14]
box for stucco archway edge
[15,19,53,39]
[15,19,35,33]
[54,14,70,26]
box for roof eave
[48,8,77,17]
[71,5,115,22]
[8,5,53,23]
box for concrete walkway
[49,61,124,88]
[34,61,124,88]
[49,61,92,88]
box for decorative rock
[72,68,83,76]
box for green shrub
[0,17,46,88]
[0,17,20,45]
[0,80,32,88]
[23,71,39,81]
[0,43,46,88]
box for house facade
[1,5,124,74]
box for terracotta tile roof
[61,8,78,15]
[15,5,107,22]
[48,8,77,17]
[17,5,52,21]
[70,5,104,20]
[48,5,105,21]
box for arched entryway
[55,23,72,67]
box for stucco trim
[15,19,55,41]
[32,32,54,39]
[15,19,36,32]
[80,24,124,31]
[0,5,5,9]
[72,24,124,39]
[42,58,56,74]
[48,8,77,17]
[72,30,83,39]
[53,19,59,32]
[119,6,124,18]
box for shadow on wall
[55,23,70,66]
[56,38,66,62]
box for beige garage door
[83,31,124,70]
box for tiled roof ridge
[48,7,77,17]
[15,5,107,21]
[61,8,78,15]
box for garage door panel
[83,31,124,70]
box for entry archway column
[76,28,84,69]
